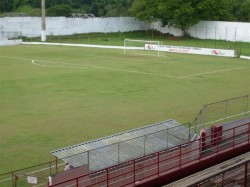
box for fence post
[118,143,120,164]
[14,174,17,187]
[179,145,181,168]
[225,26,227,48]
[55,157,58,174]
[195,26,198,47]
[216,132,219,154]
[225,100,228,122]
[157,152,160,177]
[49,162,52,176]
[248,123,250,143]
[199,138,201,161]
[215,26,217,48]
[12,172,14,187]
[205,25,207,47]
[246,95,249,117]
[233,128,235,148]
[106,168,109,187]
[88,151,90,171]
[76,178,79,187]
[167,129,169,148]
[202,106,206,130]
[133,160,136,185]
[188,123,191,140]
[244,161,248,187]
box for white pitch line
[177,66,248,79]
[31,60,88,69]
[1,55,177,78]
[84,64,177,78]
[0,55,34,61]
[32,59,177,78]
[3,55,248,79]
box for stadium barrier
[48,120,250,187]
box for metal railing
[49,122,250,187]
[1,95,249,187]
[52,123,192,172]
[0,159,65,187]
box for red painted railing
[49,123,250,187]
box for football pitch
[0,44,250,173]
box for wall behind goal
[151,21,250,42]
[0,17,150,38]
[1,16,249,42]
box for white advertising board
[145,44,235,57]
[27,176,38,184]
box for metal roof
[51,119,193,171]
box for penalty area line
[1,55,177,78]
[31,60,88,69]
[31,59,177,78]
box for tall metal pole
[41,0,46,41]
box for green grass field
[0,43,250,175]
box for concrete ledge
[240,55,250,60]
[23,42,144,50]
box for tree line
[0,0,134,17]
[130,0,250,35]
[1,0,249,33]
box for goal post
[124,39,160,57]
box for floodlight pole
[41,0,46,42]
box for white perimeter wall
[0,17,249,42]
[0,17,150,39]
[152,21,250,42]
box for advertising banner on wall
[145,44,235,57]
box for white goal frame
[124,39,160,57]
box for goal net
[124,39,160,57]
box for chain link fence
[191,95,250,134]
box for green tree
[0,0,14,13]
[130,0,199,35]
[105,0,133,17]
[31,0,42,8]
[158,0,199,35]
[47,4,72,17]
[238,0,250,22]
[130,0,237,35]
[197,0,235,21]
[129,0,158,22]
[91,1,99,16]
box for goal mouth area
[124,39,161,57]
